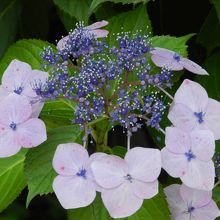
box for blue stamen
[14,86,23,95]
[185,150,196,162]
[76,168,87,179]
[124,174,133,183]
[194,111,205,124]
[173,53,181,62]
[187,206,195,213]
[9,122,17,131]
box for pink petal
[0,86,10,100]
[2,59,32,91]
[168,103,196,131]
[180,58,209,75]
[91,155,128,189]
[85,20,108,30]
[205,98,220,140]
[30,101,44,118]
[165,127,190,154]
[150,47,183,70]
[0,94,32,125]
[174,79,209,112]
[175,213,192,220]
[16,118,47,148]
[164,184,185,219]
[53,143,89,176]
[193,200,220,219]
[190,130,215,161]
[0,127,21,157]
[57,35,69,50]
[53,175,96,209]
[131,179,158,199]
[180,184,211,208]
[161,148,188,178]
[181,160,215,191]
[101,182,143,218]
[125,147,161,182]
[89,29,109,38]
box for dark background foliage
[0,0,219,219]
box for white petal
[204,98,220,140]
[190,130,215,161]
[53,175,96,209]
[91,155,127,189]
[85,20,108,30]
[125,147,161,182]
[31,101,44,118]
[181,160,215,191]
[57,35,69,50]
[0,86,10,100]
[89,29,109,38]
[165,127,190,154]
[53,143,89,176]
[131,179,158,199]
[161,148,188,178]
[101,182,143,218]
[174,79,209,112]
[180,184,211,208]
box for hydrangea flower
[91,147,161,218]
[57,20,109,51]
[168,79,220,140]
[161,127,215,191]
[52,143,106,209]
[165,184,220,220]
[0,94,47,157]
[150,47,208,75]
[0,59,49,117]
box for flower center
[194,111,205,124]
[14,86,23,95]
[76,168,87,179]
[187,205,195,213]
[173,53,181,62]
[185,150,196,162]
[9,122,17,131]
[124,174,133,183]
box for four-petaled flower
[0,94,47,157]
[91,147,161,218]
[165,184,220,220]
[168,79,220,140]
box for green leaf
[0,149,27,212]
[151,34,195,57]
[90,0,149,13]
[58,9,77,31]
[197,7,220,55]
[0,0,21,59]
[112,146,126,158]
[68,186,170,220]
[53,0,91,23]
[212,0,220,21]
[24,125,83,206]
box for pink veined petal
[0,86,10,100]
[89,29,109,38]
[204,98,220,140]
[180,184,211,208]
[53,143,89,176]
[0,94,32,125]
[53,175,96,209]
[101,182,143,218]
[150,47,183,70]
[0,127,21,157]
[91,155,128,189]
[16,118,47,148]
[125,147,161,182]
[168,103,197,132]
[85,20,109,30]
[30,101,44,118]
[165,127,191,154]
[181,160,215,191]
[190,130,215,161]
[161,148,188,178]
[193,200,220,220]
[176,213,194,220]
[164,184,186,219]
[131,179,158,199]
[180,58,209,75]
[2,59,32,91]
[22,69,49,98]
[57,35,69,50]
[174,79,209,112]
